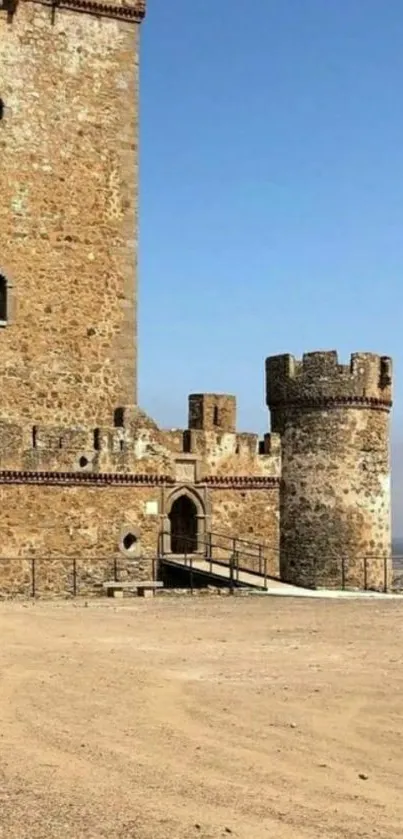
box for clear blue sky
[137,1,403,519]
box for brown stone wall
[267,351,392,433]
[0,2,140,427]
[188,395,236,433]
[209,488,280,578]
[0,483,162,597]
[278,408,391,590]
[0,477,281,596]
[185,429,281,479]
[266,351,393,591]
[0,411,280,487]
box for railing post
[31,556,36,598]
[190,553,194,594]
[73,557,77,597]
[264,553,267,589]
[113,554,118,582]
[364,555,367,591]
[384,555,388,593]
[229,553,234,594]
[258,544,263,576]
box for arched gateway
[169,495,198,554]
[162,486,207,556]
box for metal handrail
[158,529,269,561]
[206,529,267,551]
[0,552,397,598]
[158,529,270,588]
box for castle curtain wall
[208,487,280,578]
[0,482,161,596]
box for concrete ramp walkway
[162,554,306,594]
[161,555,402,599]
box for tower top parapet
[266,350,393,413]
[15,0,146,22]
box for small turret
[266,350,393,591]
[188,394,236,433]
[266,351,392,433]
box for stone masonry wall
[266,352,393,590]
[278,408,391,590]
[0,391,282,596]
[208,488,280,578]
[188,395,236,433]
[0,1,141,426]
[0,483,162,597]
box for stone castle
[0,0,393,595]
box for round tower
[266,351,393,591]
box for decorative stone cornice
[27,0,146,23]
[271,396,392,413]
[201,476,280,489]
[0,470,172,486]
[0,469,280,489]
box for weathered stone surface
[209,488,279,578]
[0,4,393,597]
[266,352,392,590]
[0,1,140,426]
[188,395,236,433]
[0,387,282,596]
[0,483,159,597]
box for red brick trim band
[271,396,392,412]
[202,476,279,488]
[26,0,146,22]
[0,470,279,489]
[0,470,172,486]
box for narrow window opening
[213,405,220,427]
[0,275,7,322]
[119,439,124,452]
[79,455,89,468]
[32,426,37,449]
[94,429,100,451]
[114,407,124,428]
[0,100,4,121]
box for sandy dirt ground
[0,595,403,838]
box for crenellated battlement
[0,395,280,480]
[6,0,146,23]
[188,394,236,433]
[266,351,393,414]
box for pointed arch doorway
[162,486,207,556]
[169,495,198,554]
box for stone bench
[103,580,163,599]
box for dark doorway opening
[0,275,7,322]
[169,495,198,554]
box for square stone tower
[0,0,145,427]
